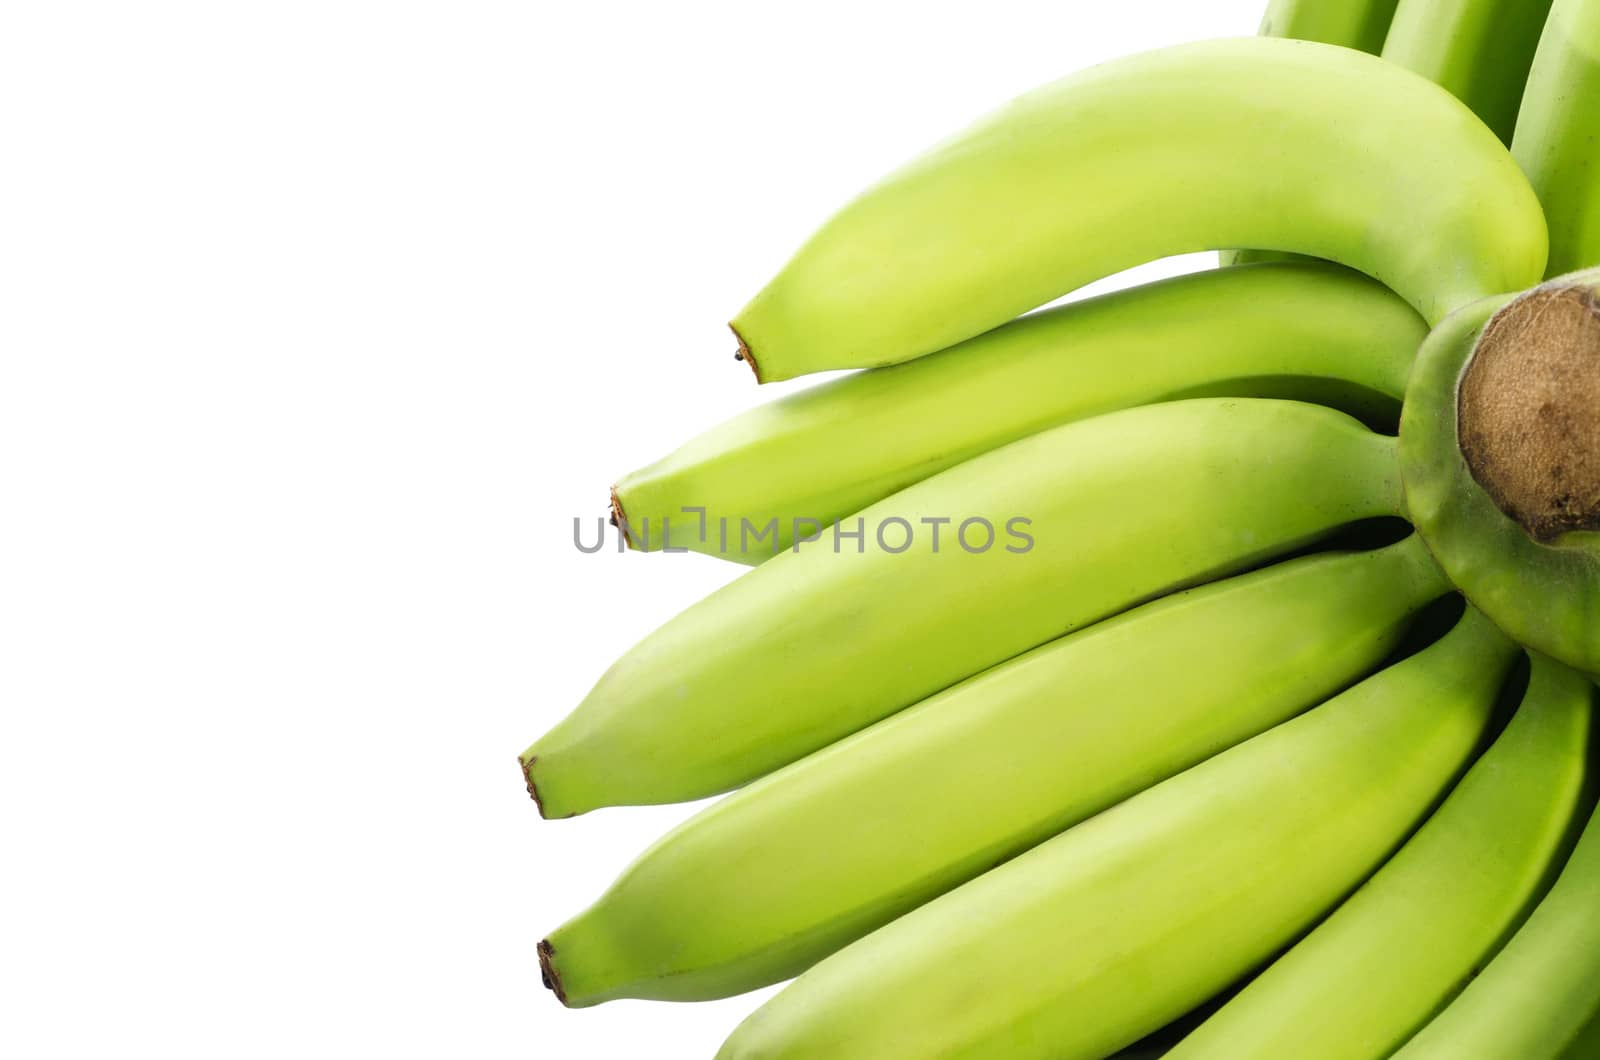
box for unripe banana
[523,399,1402,818]
[537,537,1450,1005]
[717,608,1518,1060]
[1382,0,1555,144]
[1513,0,1600,276]
[732,37,1545,381]
[1169,651,1595,1060]
[1393,665,1600,1060]
[620,262,1423,562]
[1225,0,1402,266]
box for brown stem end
[520,755,549,817]
[730,323,761,383]
[609,486,634,549]
[1460,282,1600,542]
[537,938,569,1006]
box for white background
[2,2,1262,1056]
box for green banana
[1259,0,1402,52]
[537,537,1450,1006]
[1381,0,1556,144]
[716,607,1518,1060]
[1513,0,1600,276]
[1169,651,1595,1060]
[1557,1016,1600,1060]
[523,398,1402,818]
[731,37,1545,381]
[1225,0,1401,266]
[1394,666,1600,1060]
[620,261,1423,562]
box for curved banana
[732,37,1545,381]
[620,261,1422,562]
[1169,651,1595,1060]
[716,608,1518,1060]
[1225,0,1402,266]
[1393,666,1600,1059]
[522,399,1402,818]
[1513,0,1600,276]
[537,538,1450,1005]
[1381,0,1555,144]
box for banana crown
[1402,268,1600,675]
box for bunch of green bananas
[523,1,1600,1056]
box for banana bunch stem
[1400,268,1600,676]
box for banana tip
[608,487,633,549]
[537,938,569,1006]
[730,324,761,382]
[520,755,549,817]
